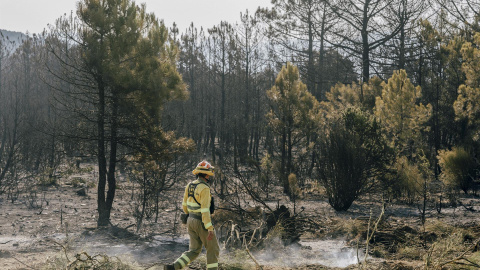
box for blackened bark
[399,22,406,69]
[97,79,109,227]
[281,122,288,194]
[0,114,17,183]
[317,6,327,100]
[105,96,118,225]
[361,0,370,91]
[307,11,315,98]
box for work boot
[164,264,175,270]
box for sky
[0,0,272,34]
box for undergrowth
[41,251,141,270]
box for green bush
[438,147,477,194]
[316,109,393,211]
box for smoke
[77,234,190,264]
[42,233,360,268]
[254,239,361,268]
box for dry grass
[318,217,480,269]
[328,217,367,240]
[41,251,141,270]
[424,220,456,236]
[396,245,424,261]
[219,249,257,270]
[424,227,480,269]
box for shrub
[438,147,477,194]
[316,109,393,211]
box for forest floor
[1,166,480,270]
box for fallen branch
[435,239,480,269]
[66,251,124,269]
[12,256,36,269]
[67,251,93,269]
[360,204,385,269]
[45,238,71,262]
[243,234,263,270]
[125,223,135,230]
[458,201,476,212]
[223,222,241,249]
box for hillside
[0,29,28,52]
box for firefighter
[164,160,219,270]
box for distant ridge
[1,29,28,53]
[1,29,27,40]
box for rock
[76,188,87,196]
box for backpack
[188,182,215,214]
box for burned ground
[1,167,480,270]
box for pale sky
[0,0,272,34]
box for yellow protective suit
[173,178,219,270]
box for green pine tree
[266,62,320,194]
[375,70,432,157]
[72,0,188,226]
[454,32,480,142]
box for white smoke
[254,239,361,268]
[38,233,360,268]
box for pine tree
[375,70,432,157]
[320,76,383,121]
[48,0,188,226]
[266,62,320,194]
[454,32,480,142]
